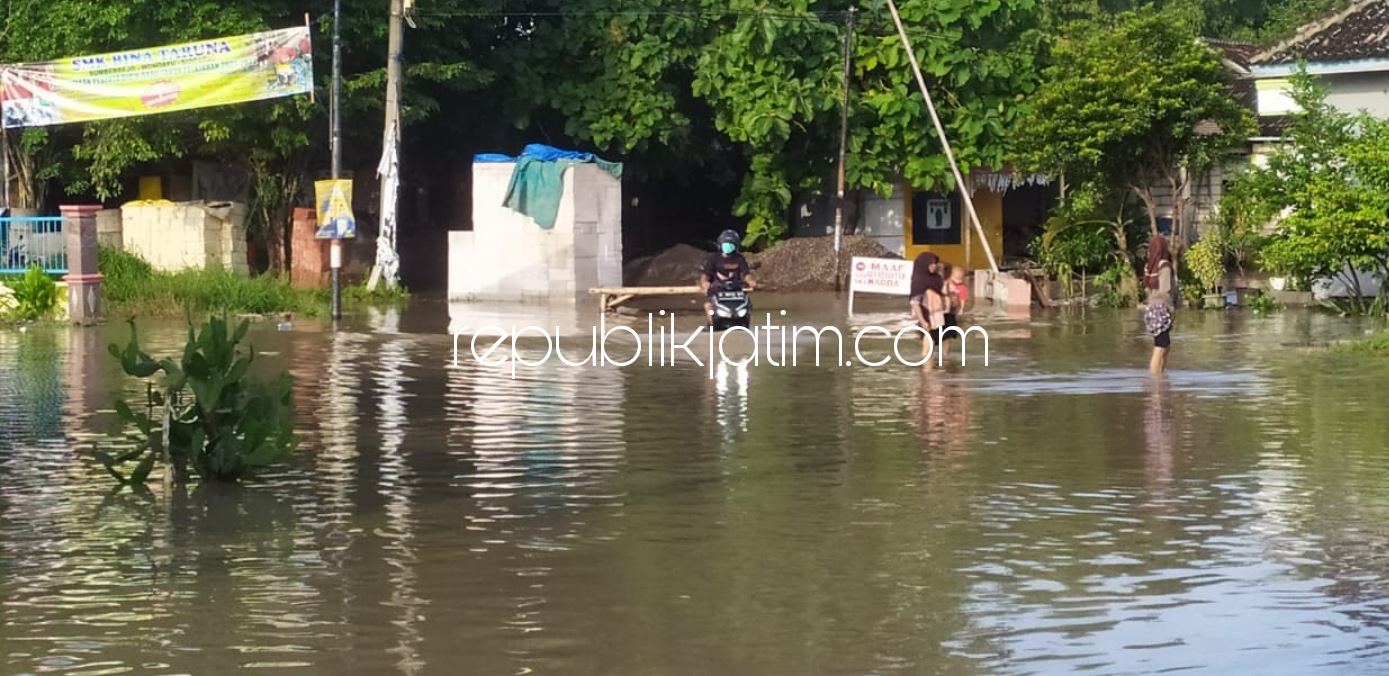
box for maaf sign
[848,256,912,314]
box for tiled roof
[1252,0,1389,65]
[1206,39,1261,69]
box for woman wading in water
[910,252,947,366]
[1143,235,1175,374]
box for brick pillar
[61,204,103,324]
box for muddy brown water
[3,295,1389,675]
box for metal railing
[0,216,67,275]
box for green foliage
[1029,220,1112,278]
[1185,235,1226,294]
[97,245,406,317]
[1229,69,1389,315]
[1013,7,1255,241]
[2,264,59,321]
[500,0,1045,246]
[1332,328,1389,353]
[99,245,323,317]
[1247,289,1281,315]
[96,316,298,486]
[1095,257,1139,308]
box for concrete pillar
[61,204,103,324]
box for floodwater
[4,294,1389,675]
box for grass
[98,245,407,318]
[1332,330,1389,354]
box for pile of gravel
[623,235,902,292]
[747,235,901,292]
[624,243,712,286]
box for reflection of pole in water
[318,331,362,570]
[368,305,401,334]
[374,336,425,674]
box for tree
[486,0,1045,247]
[1014,8,1254,253]
[1232,70,1389,314]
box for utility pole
[832,6,856,293]
[329,0,344,320]
[371,0,405,292]
[885,0,999,275]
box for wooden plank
[588,285,701,296]
[1021,268,1052,308]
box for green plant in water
[95,315,299,486]
[4,263,58,321]
[1247,289,1281,315]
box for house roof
[1251,0,1389,66]
[1202,39,1298,138]
[1206,39,1261,70]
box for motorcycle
[705,261,761,332]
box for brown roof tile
[1253,0,1389,65]
[1206,39,1261,68]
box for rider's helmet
[717,229,741,255]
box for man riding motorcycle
[700,229,758,326]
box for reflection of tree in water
[0,329,65,448]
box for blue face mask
[721,242,736,254]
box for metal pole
[330,0,344,321]
[832,7,855,293]
[884,0,999,275]
[2,121,9,212]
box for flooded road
[3,295,1389,675]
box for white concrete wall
[120,202,248,274]
[449,162,622,303]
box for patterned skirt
[1143,302,1173,336]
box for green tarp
[492,145,623,230]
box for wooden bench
[589,285,701,314]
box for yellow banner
[1,27,313,128]
[315,179,357,240]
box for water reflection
[3,307,1389,674]
[713,359,750,446]
[1143,379,1175,501]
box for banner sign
[0,27,313,129]
[848,255,913,315]
[315,179,357,240]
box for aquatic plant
[95,315,299,487]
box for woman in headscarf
[910,252,946,364]
[1142,234,1176,373]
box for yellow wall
[902,182,1003,272]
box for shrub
[2,263,59,321]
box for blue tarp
[474,144,623,230]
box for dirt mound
[624,235,901,291]
[748,235,901,292]
[624,243,709,286]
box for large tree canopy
[0,0,1345,256]
[1012,7,1255,245]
